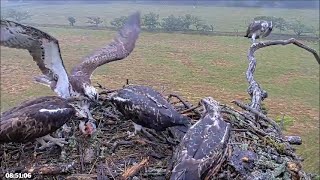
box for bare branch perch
[246,38,319,111]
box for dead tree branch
[246,38,319,111]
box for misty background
[1,0,320,9]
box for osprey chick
[0,96,93,149]
[169,97,231,180]
[109,85,191,136]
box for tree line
[5,0,319,9]
[2,9,317,37]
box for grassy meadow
[0,2,319,173]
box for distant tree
[67,16,76,26]
[86,17,103,27]
[191,16,203,30]
[274,17,287,33]
[210,24,214,32]
[161,15,184,31]
[110,16,128,28]
[3,9,31,22]
[181,14,194,30]
[201,24,212,32]
[253,16,288,33]
[143,12,160,31]
[289,20,314,36]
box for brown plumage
[1,12,141,101]
[0,96,76,143]
[0,20,70,98]
[1,12,141,137]
[70,11,141,79]
[169,97,231,180]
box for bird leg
[36,134,68,150]
[251,33,256,43]
[127,122,142,137]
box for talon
[36,135,68,149]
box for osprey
[0,12,141,134]
[0,96,93,149]
[109,85,191,136]
[244,20,273,43]
[170,97,231,180]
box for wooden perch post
[246,38,319,111]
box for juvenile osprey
[0,12,141,133]
[244,20,273,43]
[0,96,94,149]
[169,97,231,180]
[109,85,191,136]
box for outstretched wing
[0,20,70,97]
[70,12,141,78]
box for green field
[0,2,319,174]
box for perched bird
[0,12,141,134]
[109,85,191,136]
[244,20,273,43]
[169,97,231,180]
[0,96,94,149]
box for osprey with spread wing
[1,12,141,134]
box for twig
[180,104,201,114]
[121,157,149,180]
[167,94,192,108]
[168,94,202,115]
[246,38,319,111]
[66,174,97,179]
[110,141,134,153]
[99,89,119,95]
[232,100,282,135]
[19,162,75,175]
[97,163,109,180]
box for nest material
[1,38,319,180]
[0,92,316,180]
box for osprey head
[83,83,99,102]
[200,97,219,113]
[67,97,97,136]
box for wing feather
[1,20,70,97]
[71,12,141,78]
[262,27,273,38]
[1,96,63,117]
[244,21,262,37]
[0,97,75,143]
